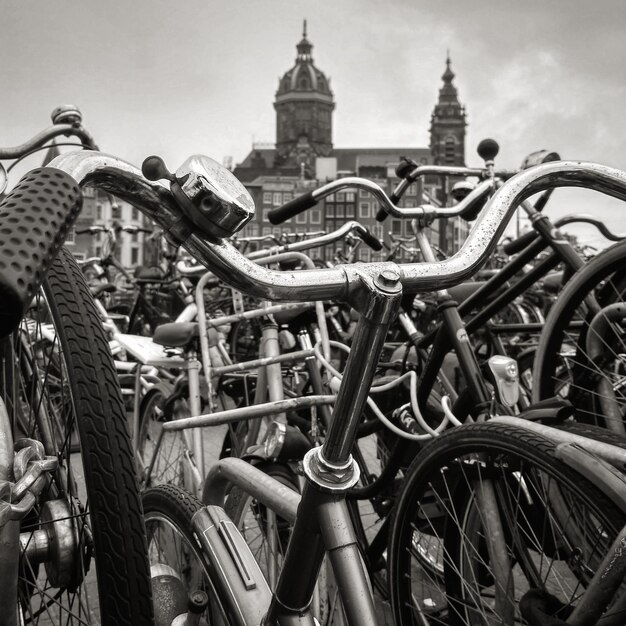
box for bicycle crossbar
[205,301,315,328]
[202,457,300,523]
[211,348,315,376]
[162,395,335,431]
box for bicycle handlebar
[246,221,383,260]
[503,211,626,256]
[554,214,626,241]
[45,152,626,305]
[268,191,317,224]
[0,122,98,161]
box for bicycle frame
[199,268,401,624]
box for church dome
[275,21,334,104]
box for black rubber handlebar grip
[502,230,539,255]
[458,193,489,222]
[359,227,384,251]
[0,167,83,337]
[268,191,317,224]
[375,193,399,222]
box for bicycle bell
[142,154,254,239]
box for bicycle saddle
[153,322,220,348]
[134,265,165,281]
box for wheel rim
[4,291,97,623]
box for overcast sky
[2,0,625,245]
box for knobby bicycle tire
[388,421,625,625]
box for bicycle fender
[192,504,272,625]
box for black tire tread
[45,247,152,626]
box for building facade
[234,25,470,260]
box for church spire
[442,50,454,83]
[429,52,467,166]
[296,19,313,60]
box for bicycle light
[263,421,311,461]
[175,155,254,239]
[487,355,520,408]
[264,421,287,459]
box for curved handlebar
[0,123,98,161]
[246,221,382,260]
[504,211,626,255]
[554,214,626,242]
[48,151,626,303]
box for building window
[273,192,282,206]
[391,220,402,235]
[83,186,95,198]
[263,192,272,204]
[262,209,270,223]
[132,207,139,221]
[359,189,368,199]
[95,246,102,258]
[132,232,138,243]
[283,192,293,202]
[325,205,334,218]
[296,212,307,224]
[262,227,271,236]
[131,248,139,265]
[359,202,371,219]
[408,183,417,196]
[310,209,321,225]
[346,204,355,218]
[345,192,355,202]
[65,227,75,244]
[111,204,122,220]
[336,205,344,219]
[96,204,102,220]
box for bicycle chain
[0,437,58,527]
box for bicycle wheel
[533,240,626,429]
[142,485,233,625]
[137,382,188,489]
[5,247,152,625]
[388,422,624,625]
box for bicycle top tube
[48,151,626,304]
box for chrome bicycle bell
[142,154,254,239]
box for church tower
[429,53,467,166]
[274,21,335,172]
